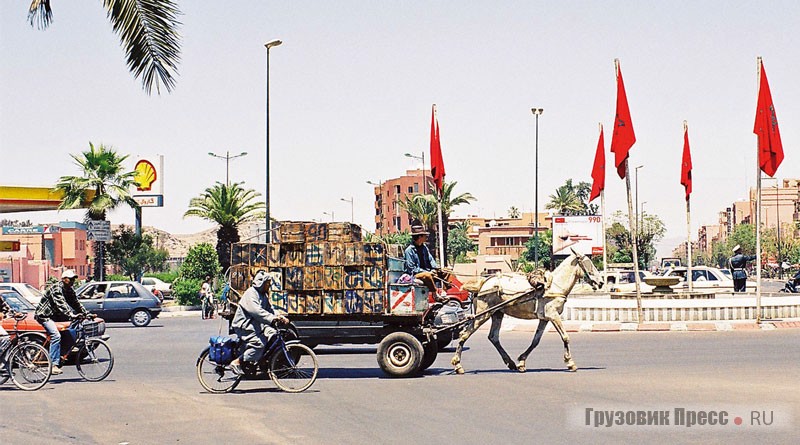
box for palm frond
[103,0,182,94]
[27,0,52,30]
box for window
[394,185,401,194]
[108,283,137,298]
[413,183,419,193]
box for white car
[141,277,172,298]
[660,266,755,291]
[606,270,655,293]
[0,282,45,305]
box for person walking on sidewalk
[728,245,756,292]
[200,276,215,319]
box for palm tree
[184,182,265,271]
[55,143,139,280]
[27,0,182,94]
[546,186,583,215]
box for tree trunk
[216,225,240,272]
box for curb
[500,319,800,333]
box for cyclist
[228,270,288,375]
[35,269,90,375]
[0,295,13,368]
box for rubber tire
[131,309,152,327]
[196,348,241,393]
[419,341,438,372]
[76,339,114,382]
[8,342,52,391]
[268,343,319,393]
[377,332,424,378]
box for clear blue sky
[2,1,799,256]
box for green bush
[173,278,203,306]
[107,274,129,281]
[179,243,221,281]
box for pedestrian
[200,276,215,319]
[728,245,757,292]
[35,269,91,375]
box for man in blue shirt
[404,224,448,302]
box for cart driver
[229,270,289,375]
[404,224,450,302]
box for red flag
[590,124,605,202]
[610,60,636,179]
[753,59,783,177]
[430,104,446,192]
[681,123,692,200]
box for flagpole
[685,121,693,292]
[598,123,608,284]
[755,57,763,323]
[625,160,643,323]
[437,200,445,267]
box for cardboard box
[323,266,343,290]
[344,266,364,289]
[284,267,304,291]
[323,291,344,314]
[363,266,384,290]
[305,242,325,266]
[344,290,363,314]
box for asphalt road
[2,316,799,445]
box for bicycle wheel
[268,343,318,393]
[0,357,9,385]
[76,339,114,382]
[196,349,240,393]
[8,342,52,391]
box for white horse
[451,250,603,374]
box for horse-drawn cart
[224,222,471,377]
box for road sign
[87,220,111,242]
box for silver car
[75,281,162,327]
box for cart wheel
[419,341,438,372]
[377,332,424,377]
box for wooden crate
[323,291,344,314]
[228,264,250,294]
[284,267,304,291]
[281,245,305,268]
[279,221,306,244]
[305,242,325,266]
[305,222,328,242]
[328,222,362,242]
[323,266,343,290]
[324,242,345,266]
[270,221,281,244]
[305,292,322,314]
[287,292,307,314]
[343,266,364,289]
[303,266,323,290]
[363,266,385,290]
[344,242,365,265]
[231,243,248,267]
[386,244,404,259]
[251,243,269,267]
[270,291,288,313]
[363,290,386,314]
[267,244,281,266]
[344,290,364,314]
[363,243,386,266]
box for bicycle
[0,312,53,391]
[64,315,115,381]
[196,327,318,394]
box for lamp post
[323,211,335,222]
[264,38,282,235]
[367,180,383,235]
[635,164,644,234]
[640,201,648,230]
[404,152,427,195]
[531,107,543,267]
[208,151,248,185]
[340,197,354,222]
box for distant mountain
[116,221,269,259]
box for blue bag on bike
[208,336,237,365]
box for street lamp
[404,152,427,194]
[264,38,282,236]
[367,180,384,235]
[323,211,335,222]
[640,201,648,230]
[635,164,644,234]
[531,107,543,267]
[341,197,354,222]
[208,151,248,185]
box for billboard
[551,215,603,256]
[132,155,164,207]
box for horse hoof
[517,364,527,373]
[455,365,465,375]
[567,363,578,372]
[506,362,517,371]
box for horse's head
[571,248,604,291]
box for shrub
[179,243,221,281]
[173,277,203,306]
[107,274,129,281]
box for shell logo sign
[131,155,164,207]
[134,160,157,191]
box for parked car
[1,289,105,340]
[74,281,162,327]
[141,276,172,298]
[660,266,755,291]
[606,270,655,293]
[0,282,45,305]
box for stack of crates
[230,221,388,316]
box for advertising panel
[551,215,603,256]
[132,155,164,207]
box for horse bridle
[574,254,601,290]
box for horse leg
[549,316,576,371]
[451,311,493,375]
[516,319,549,373]
[486,311,516,371]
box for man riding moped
[228,270,289,375]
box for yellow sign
[134,160,158,191]
[0,241,21,252]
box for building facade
[0,222,90,287]
[371,169,432,235]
